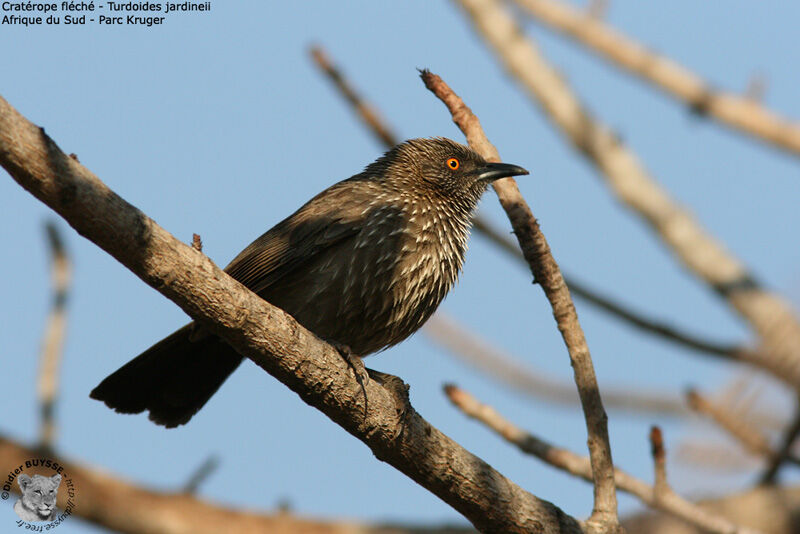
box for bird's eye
[446,157,460,170]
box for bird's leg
[332,343,370,416]
[365,368,412,439]
[332,343,368,383]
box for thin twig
[453,0,800,389]
[445,384,762,534]
[649,426,668,498]
[309,45,399,148]
[182,454,220,494]
[687,389,800,470]
[421,68,620,531]
[37,221,71,452]
[686,389,773,458]
[512,0,800,157]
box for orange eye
[446,157,460,170]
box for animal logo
[14,473,61,522]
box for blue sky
[2,1,799,531]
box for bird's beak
[477,162,529,182]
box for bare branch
[181,454,220,495]
[425,313,690,417]
[37,220,71,452]
[687,389,772,459]
[0,93,584,534]
[453,0,800,388]
[0,434,477,534]
[686,389,800,472]
[420,68,620,531]
[472,217,760,364]
[760,396,800,484]
[309,44,399,148]
[445,385,763,534]
[512,0,800,157]
[648,427,668,498]
[427,311,785,430]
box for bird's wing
[223,183,367,296]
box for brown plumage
[90,138,528,427]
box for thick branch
[0,94,584,534]
[512,0,800,157]
[453,0,800,388]
[420,69,619,531]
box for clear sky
[2,1,800,532]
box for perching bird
[90,137,528,427]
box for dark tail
[90,324,243,428]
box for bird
[90,137,528,427]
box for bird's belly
[265,239,454,357]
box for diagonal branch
[427,314,795,430]
[425,313,690,417]
[687,389,800,470]
[309,45,399,148]
[453,0,800,389]
[512,0,800,157]
[472,217,760,364]
[445,385,763,534]
[420,69,620,532]
[0,94,586,534]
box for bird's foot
[366,368,412,440]
[333,343,370,416]
[333,343,368,383]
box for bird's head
[369,138,529,209]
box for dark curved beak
[477,162,529,182]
